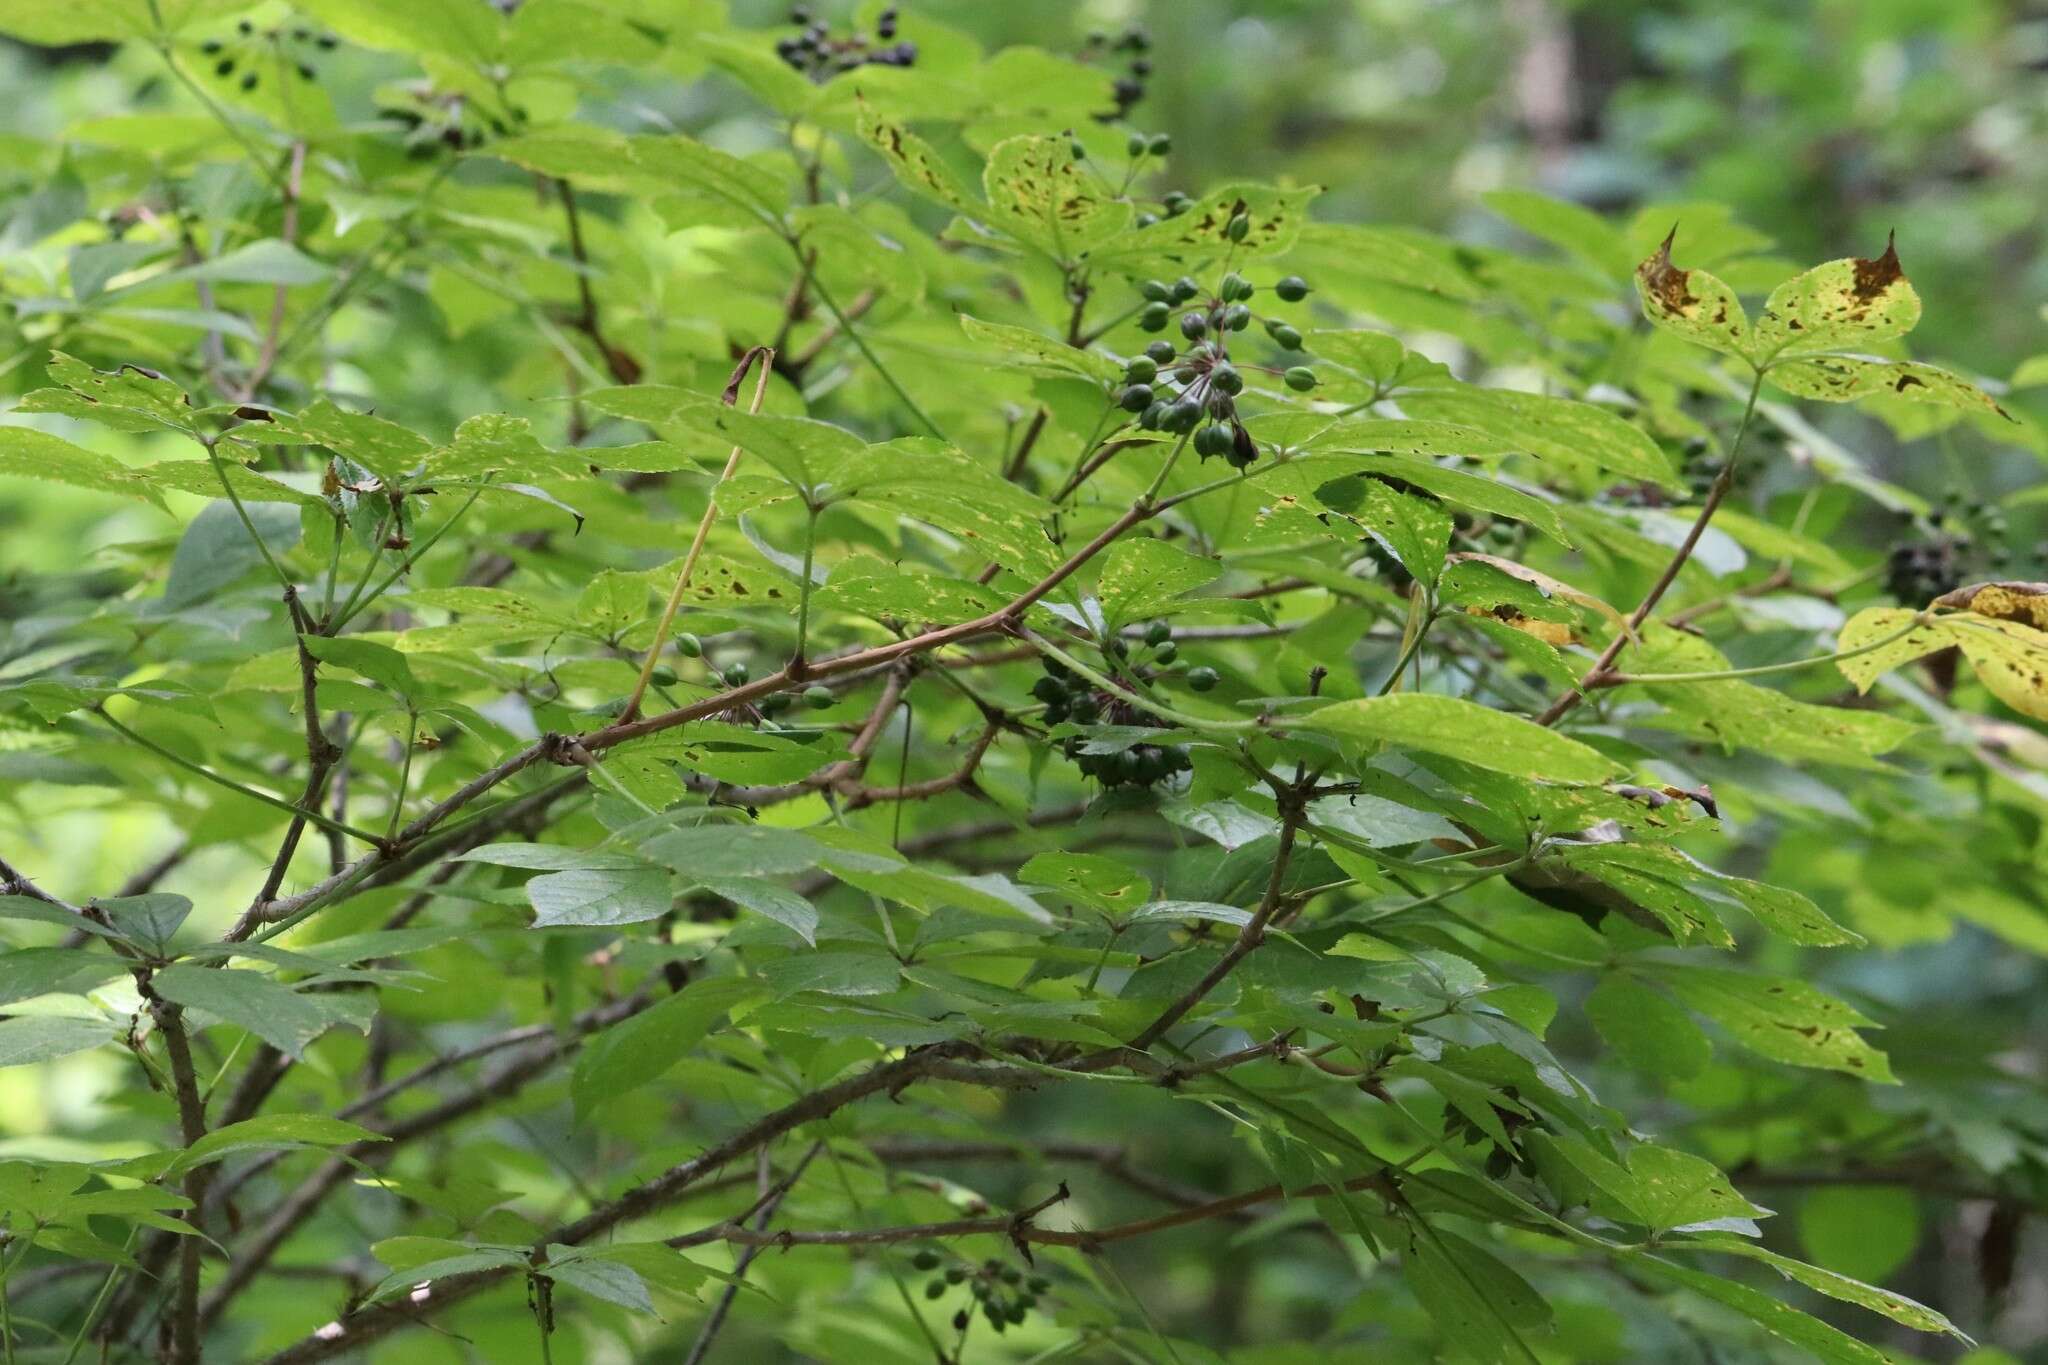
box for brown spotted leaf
[1084,182,1322,268]
[1766,356,2010,418]
[855,101,983,217]
[980,135,1130,261]
[1933,581,2048,629]
[1945,614,2048,722]
[1835,607,1949,692]
[1634,230,1753,362]
[1752,235,1921,358]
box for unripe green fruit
[675,633,702,657]
[650,667,678,686]
[1275,275,1311,302]
[1224,304,1251,331]
[1126,355,1157,383]
[1268,322,1303,350]
[1187,666,1218,691]
[1127,131,1148,157]
[1284,366,1317,391]
[1166,398,1202,432]
[1220,271,1251,301]
[1138,302,1170,332]
[1171,276,1200,302]
[1152,640,1177,663]
[1225,212,1250,242]
[723,662,750,686]
[1144,620,1172,645]
[1145,340,1177,365]
[1139,400,1168,430]
[1163,191,1193,216]
[1148,132,1171,156]
[1210,363,1243,395]
[1139,279,1171,302]
[1119,383,1154,412]
[945,1266,967,1284]
[925,1279,946,1299]
[1179,312,1207,340]
[913,1249,941,1271]
[1134,211,1158,227]
[760,692,791,715]
[804,685,834,710]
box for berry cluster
[1081,26,1151,118]
[774,6,915,80]
[912,1250,1050,1334]
[199,19,334,92]
[1443,1089,1536,1181]
[1885,494,2025,603]
[1032,645,1193,790]
[1120,272,1316,471]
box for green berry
[675,632,702,658]
[1187,665,1218,690]
[1171,276,1200,302]
[1163,191,1193,216]
[1166,398,1202,433]
[1134,211,1159,228]
[945,1266,968,1284]
[650,667,678,686]
[1126,355,1158,384]
[1139,279,1171,302]
[760,692,791,716]
[913,1249,941,1271]
[1225,212,1250,242]
[1145,340,1176,365]
[1152,640,1177,664]
[1028,1275,1051,1294]
[1284,366,1317,392]
[1267,322,1303,350]
[1139,400,1168,430]
[1179,312,1207,340]
[1138,301,1170,332]
[1126,131,1148,157]
[1144,620,1172,646]
[1220,271,1251,301]
[723,662,750,686]
[803,685,834,710]
[1275,275,1311,302]
[1148,132,1171,156]
[925,1279,946,1299]
[1120,383,1154,412]
[1210,363,1243,395]
[1224,303,1251,331]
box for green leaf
[1296,694,1624,784]
[168,1114,384,1175]
[1625,1253,1898,1365]
[699,877,819,945]
[271,400,431,487]
[1089,182,1322,267]
[1542,1134,1769,1233]
[1797,1186,1921,1287]
[526,865,674,929]
[958,315,1122,385]
[1584,975,1710,1079]
[1645,965,1896,1082]
[641,825,824,878]
[301,634,420,699]
[541,1249,656,1315]
[1676,1234,1963,1339]
[1094,538,1221,624]
[152,965,359,1059]
[0,949,125,1007]
[1019,852,1149,914]
[0,426,166,507]
[1395,388,1674,487]
[0,1015,116,1067]
[1404,1223,1543,1365]
[571,977,763,1118]
[166,500,302,608]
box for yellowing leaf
[1635,229,1753,361]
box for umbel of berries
[776,5,914,81]
[1032,658,1191,789]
